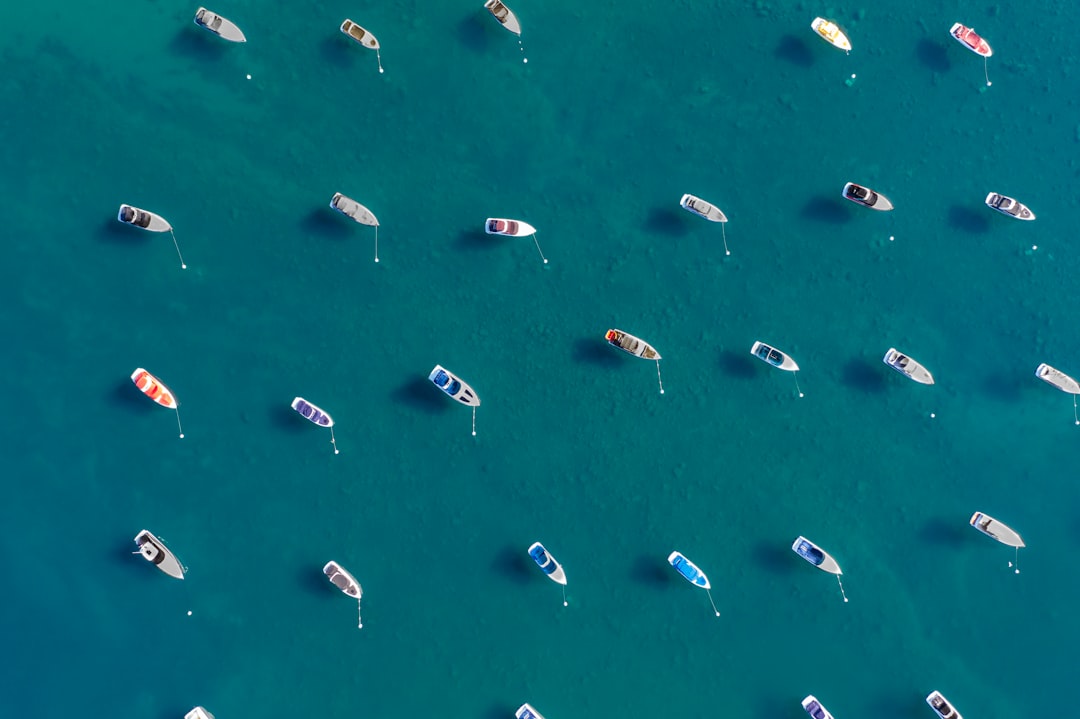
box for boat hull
[323,561,362,598]
[341,19,379,49]
[842,183,893,211]
[135,529,185,579]
[679,193,727,222]
[926,691,964,719]
[811,18,851,52]
[331,193,379,226]
[667,551,710,589]
[485,218,536,236]
[528,542,567,585]
[970,512,1025,548]
[1035,363,1080,394]
[131,368,178,408]
[985,192,1034,220]
[291,397,334,427]
[802,695,835,719]
[485,0,522,36]
[117,204,172,232]
[515,704,545,719]
[605,329,661,360]
[950,23,992,57]
[751,341,799,371]
[883,348,934,385]
[428,365,481,406]
[185,708,216,719]
[792,536,842,575]
[194,8,246,42]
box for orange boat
[131,368,177,408]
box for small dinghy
[950,23,992,57]
[802,695,835,719]
[131,368,185,437]
[792,536,848,601]
[751,341,803,396]
[484,0,521,35]
[605,329,664,393]
[340,19,383,72]
[516,704,545,719]
[667,551,720,616]
[429,365,481,435]
[680,194,731,254]
[528,542,568,605]
[969,511,1024,573]
[291,397,339,454]
[185,708,215,719]
[842,182,894,211]
[194,8,246,42]
[811,17,851,53]
[883,348,935,385]
[485,218,547,263]
[134,529,186,580]
[1035,363,1080,424]
[331,193,380,262]
[324,560,364,628]
[926,691,964,719]
[985,192,1035,221]
[117,204,186,268]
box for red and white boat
[485,218,547,263]
[131,368,185,437]
[950,23,992,57]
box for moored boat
[883,348,935,385]
[485,0,522,36]
[668,551,709,588]
[842,182,894,211]
[131,368,178,408]
[811,17,851,52]
[331,193,379,227]
[515,704,544,719]
[485,218,536,236]
[985,192,1035,220]
[1035,363,1080,394]
[118,204,171,233]
[605,329,660,360]
[950,23,992,57]
[750,341,799,371]
[791,536,841,574]
[802,695,835,719]
[185,708,215,719]
[679,194,727,222]
[194,8,246,42]
[291,396,339,453]
[340,19,384,72]
[324,560,364,628]
[428,365,481,406]
[134,529,186,580]
[969,512,1024,547]
[528,542,567,585]
[926,690,963,719]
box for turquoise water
[4,1,1080,717]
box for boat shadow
[644,207,690,237]
[918,516,969,548]
[571,337,621,368]
[840,358,888,394]
[298,565,334,597]
[480,704,516,719]
[915,38,951,73]
[96,217,145,245]
[270,403,309,433]
[107,380,156,414]
[455,228,498,253]
[457,14,492,55]
[629,555,672,588]
[390,377,450,413]
[981,370,1025,403]
[301,208,353,241]
[774,34,815,68]
[167,27,230,63]
[947,204,990,233]
[318,35,357,70]
[718,350,757,379]
[491,546,533,585]
[751,541,794,576]
[800,195,852,225]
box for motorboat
[1035,363,1080,394]
[340,19,384,72]
[926,691,963,719]
[515,704,545,719]
[842,182,894,211]
[291,397,339,454]
[428,365,480,406]
[811,18,851,53]
[802,695,835,719]
[132,368,185,437]
[331,193,379,227]
[118,204,171,233]
[324,560,364,628]
[668,551,709,588]
[791,536,841,574]
[485,218,547,263]
[528,542,567,585]
[950,23,992,56]
[750,341,799,371]
[193,8,246,42]
[184,708,215,719]
[605,329,660,360]
[883,348,935,385]
[969,512,1024,548]
[679,194,727,222]
[134,529,185,580]
[485,0,522,36]
[985,192,1035,220]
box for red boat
[950,22,992,57]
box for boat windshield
[448,379,462,395]
[806,702,826,719]
[488,219,506,232]
[433,370,450,388]
[797,542,825,565]
[848,185,868,200]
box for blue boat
[667,551,710,589]
[428,365,481,407]
[291,397,339,454]
[528,542,567,585]
[515,703,545,719]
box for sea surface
[4,1,1080,717]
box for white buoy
[930,413,936,418]
[562,586,568,607]
[656,360,665,394]
[175,407,185,438]
[246,74,252,80]
[889,235,895,242]
[330,426,339,455]
[836,575,849,602]
[357,600,363,628]
[519,40,527,64]
[375,48,384,74]
[471,407,477,436]
[720,221,731,256]
[1032,245,1038,251]
[793,372,804,398]
[530,232,548,264]
[169,229,187,269]
[187,610,193,616]
[1073,395,1078,425]
[1011,546,1020,574]
[984,56,992,86]
[374,225,380,263]
[706,589,720,617]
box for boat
[668,551,709,588]
[340,19,384,72]
[118,204,171,233]
[1036,363,1080,394]
[985,192,1035,220]
[324,560,364,628]
[428,365,481,406]
[811,17,851,53]
[950,23,992,57]
[291,397,339,453]
[750,341,799,371]
[605,329,661,360]
[791,536,841,574]
[184,708,215,719]
[131,368,178,408]
[485,0,522,36]
[842,182,894,211]
[331,193,379,227]
[969,512,1024,548]
[134,529,185,580]
[528,542,567,585]
[679,194,727,223]
[802,695,835,719]
[882,348,935,385]
[515,704,545,719]
[485,218,536,237]
[926,691,963,719]
[193,8,246,42]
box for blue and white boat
[667,551,720,615]
[528,542,567,585]
[802,695,835,719]
[291,397,339,454]
[792,536,842,575]
[515,704,545,719]
[428,365,480,407]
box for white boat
[118,204,172,233]
[340,19,384,72]
[1035,363,1080,394]
[331,193,378,227]
[926,691,963,719]
[883,348,935,385]
[985,192,1035,220]
[679,194,727,222]
[515,704,544,719]
[802,695,835,719]
[750,341,798,371]
[485,0,522,36]
[134,529,185,580]
[193,8,246,42]
[485,218,536,236]
[811,17,851,53]
[185,708,215,719]
[324,560,364,628]
[842,182,894,211]
[667,551,720,615]
[428,365,481,407]
[791,536,841,574]
[969,512,1024,548]
[605,329,661,360]
[528,542,566,585]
